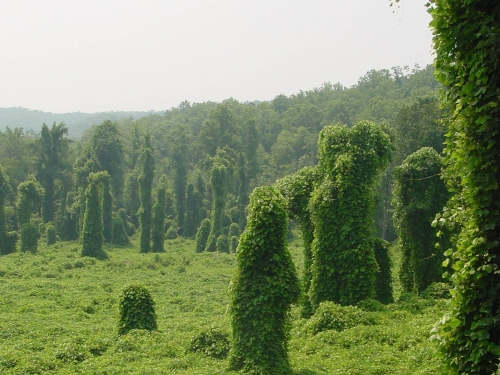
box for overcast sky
[0,0,433,113]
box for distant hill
[0,107,163,138]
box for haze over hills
[0,107,163,138]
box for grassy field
[0,235,447,374]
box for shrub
[216,234,229,253]
[118,284,157,336]
[421,282,451,300]
[166,226,178,240]
[306,301,372,335]
[195,218,211,253]
[187,328,230,359]
[46,224,57,245]
[20,222,40,253]
[228,222,240,238]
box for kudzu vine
[229,186,299,375]
[309,121,392,307]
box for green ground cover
[0,236,446,374]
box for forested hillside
[0,64,444,244]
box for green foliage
[187,327,230,359]
[229,186,299,375]
[205,153,228,252]
[118,284,157,336]
[275,166,317,318]
[112,216,130,246]
[102,176,113,243]
[195,218,211,253]
[36,122,70,223]
[230,235,239,253]
[46,224,57,246]
[81,172,108,259]
[0,165,10,254]
[184,183,201,237]
[216,234,229,253]
[306,301,372,335]
[372,238,394,304]
[138,139,155,253]
[20,222,40,253]
[151,184,166,253]
[309,121,392,308]
[16,175,44,227]
[227,223,240,238]
[166,226,178,240]
[393,147,448,293]
[428,2,500,372]
[90,120,124,203]
[118,208,135,237]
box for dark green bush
[187,327,230,359]
[118,284,157,335]
[306,301,372,335]
[3,232,18,255]
[216,234,229,253]
[46,224,57,245]
[20,222,40,253]
[421,282,451,300]
[195,218,211,253]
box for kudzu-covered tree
[139,136,155,253]
[275,166,317,317]
[17,176,44,254]
[195,218,211,253]
[372,238,393,304]
[16,175,44,227]
[102,174,113,243]
[124,171,140,228]
[428,2,500,372]
[81,171,109,259]
[229,186,299,375]
[36,122,70,223]
[184,183,201,237]
[112,216,129,246]
[205,152,229,252]
[393,147,448,293]
[309,121,392,307]
[0,165,16,255]
[46,224,57,246]
[151,183,166,253]
[216,234,229,253]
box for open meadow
[0,235,447,374]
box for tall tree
[36,122,70,223]
[309,122,392,307]
[102,174,113,243]
[428,1,500,373]
[81,171,109,259]
[151,182,166,253]
[138,135,155,253]
[90,120,124,205]
[205,151,229,252]
[229,186,299,375]
[393,147,448,294]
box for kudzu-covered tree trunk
[16,175,44,227]
[102,174,113,243]
[195,218,211,253]
[275,166,317,318]
[205,158,227,252]
[393,147,448,294]
[309,122,392,307]
[429,2,500,372]
[184,183,201,237]
[139,138,155,253]
[229,186,299,375]
[0,165,11,254]
[151,184,166,253]
[372,238,393,304]
[81,172,108,259]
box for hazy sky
[0,0,433,113]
